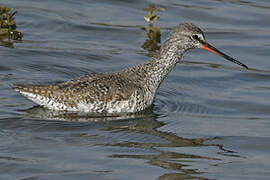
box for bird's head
[166,23,248,69]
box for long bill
[201,41,248,69]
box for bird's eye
[192,34,199,40]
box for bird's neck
[140,40,186,90]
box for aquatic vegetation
[142,4,165,51]
[0,7,23,41]
[143,4,165,24]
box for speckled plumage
[13,23,246,114]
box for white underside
[20,92,76,111]
[19,91,142,114]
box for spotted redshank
[13,23,248,114]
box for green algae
[142,4,164,51]
[0,7,23,41]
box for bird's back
[13,71,146,114]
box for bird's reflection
[24,105,156,122]
[23,106,235,180]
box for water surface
[1,0,270,179]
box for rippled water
[1,0,270,179]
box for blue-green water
[1,0,270,179]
